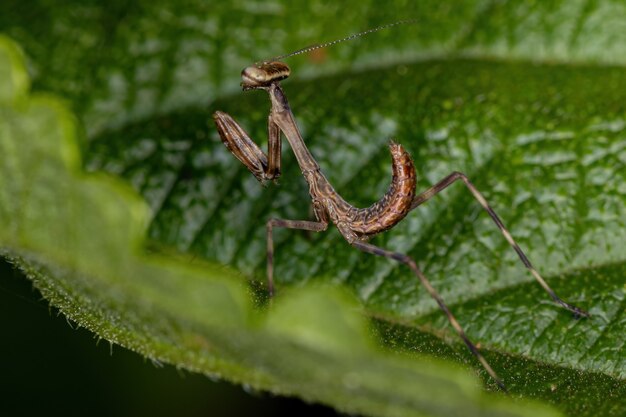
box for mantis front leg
[213,111,282,181]
[266,218,328,296]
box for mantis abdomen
[345,142,416,237]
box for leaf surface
[1,2,626,416]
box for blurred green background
[0,259,340,416]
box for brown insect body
[258,72,417,242]
[213,29,589,391]
[297,142,416,240]
[305,142,416,240]
[348,142,416,237]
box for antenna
[267,18,417,63]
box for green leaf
[0,35,560,417]
[2,1,626,416]
[4,1,626,136]
[90,59,626,416]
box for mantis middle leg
[266,218,328,296]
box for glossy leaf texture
[0,36,560,417]
[91,59,626,416]
[3,0,626,135]
[1,1,626,416]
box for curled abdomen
[349,142,416,236]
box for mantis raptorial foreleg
[213,111,281,182]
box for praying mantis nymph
[212,20,590,391]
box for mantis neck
[268,83,321,174]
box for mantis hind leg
[410,171,589,318]
[350,239,507,391]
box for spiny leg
[213,111,282,181]
[267,219,328,296]
[351,240,507,391]
[410,171,589,318]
